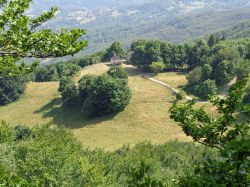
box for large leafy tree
[170,80,250,186]
[170,80,249,149]
[0,0,87,76]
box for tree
[197,79,218,100]
[207,34,219,48]
[58,77,78,106]
[144,40,162,67]
[102,41,125,61]
[107,66,128,79]
[149,61,165,75]
[130,39,147,51]
[78,75,97,103]
[130,46,146,68]
[160,42,172,67]
[187,67,203,85]
[186,40,210,69]
[235,59,250,80]
[0,0,87,77]
[213,60,236,85]
[170,81,249,186]
[201,64,212,80]
[0,76,27,105]
[81,75,131,118]
[170,80,249,150]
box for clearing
[0,63,191,150]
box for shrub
[149,61,165,74]
[107,66,128,79]
[78,75,97,102]
[56,63,80,78]
[58,77,78,106]
[81,75,131,118]
[197,79,218,100]
[0,76,27,105]
[235,59,250,80]
[213,60,236,85]
[0,121,14,143]
[14,125,32,141]
[35,66,59,82]
[35,63,80,82]
[176,90,187,101]
[187,67,203,85]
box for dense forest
[0,0,249,186]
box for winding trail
[145,75,193,101]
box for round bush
[0,76,27,105]
[107,66,128,79]
[58,77,78,106]
[81,75,131,118]
[197,79,218,100]
[149,61,165,74]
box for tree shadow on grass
[124,66,142,77]
[34,98,115,129]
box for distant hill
[29,0,250,54]
[215,20,250,39]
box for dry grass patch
[154,72,188,89]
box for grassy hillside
[0,63,190,150]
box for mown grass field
[0,63,192,150]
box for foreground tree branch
[0,0,88,76]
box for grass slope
[0,63,190,149]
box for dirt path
[145,76,193,101]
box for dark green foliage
[197,79,218,100]
[201,64,212,81]
[0,0,87,77]
[0,122,217,186]
[213,60,236,85]
[170,80,249,186]
[35,63,81,82]
[236,59,250,80]
[207,34,220,47]
[130,46,146,68]
[186,40,210,69]
[81,74,131,118]
[0,76,27,105]
[56,63,81,78]
[0,121,14,143]
[127,161,165,187]
[130,39,147,51]
[14,125,32,141]
[144,41,162,67]
[35,66,59,82]
[176,90,186,101]
[60,72,131,118]
[102,41,126,61]
[78,75,97,102]
[78,51,104,67]
[58,77,78,106]
[149,61,165,74]
[107,66,128,79]
[178,136,250,187]
[186,67,203,85]
[0,124,104,186]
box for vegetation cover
[58,68,131,118]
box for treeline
[34,62,81,82]
[0,122,216,186]
[130,35,250,99]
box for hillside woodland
[0,0,249,186]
